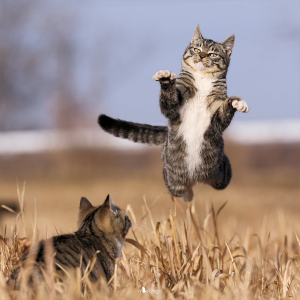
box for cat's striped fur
[100,115,167,145]
[99,25,249,201]
[8,195,132,289]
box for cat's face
[183,25,235,75]
[95,195,132,238]
[78,195,132,239]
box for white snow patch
[0,119,299,155]
[225,119,300,144]
[0,129,148,155]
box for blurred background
[0,1,299,240]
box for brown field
[0,142,300,299]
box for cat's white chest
[178,76,213,178]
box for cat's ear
[102,194,113,209]
[80,197,94,211]
[77,197,95,228]
[221,35,235,56]
[94,195,115,233]
[191,24,203,44]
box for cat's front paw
[232,99,249,113]
[152,70,176,83]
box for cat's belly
[178,93,211,179]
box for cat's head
[182,25,235,76]
[77,195,132,239]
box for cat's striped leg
[153,70,181,121]
[214,97,250,133]
[206,154,232,190]
[163,168,194,201]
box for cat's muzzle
[123,215,132,237]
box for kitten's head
[182,25,235,76]
[77,195,132,239]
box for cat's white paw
[152,70,176,81]
[232,99,249,113]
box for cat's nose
[199,52,207,59]
[125,215,132,227]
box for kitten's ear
[77,197,95,228]
[94,195,114,233]
[191,24,203,44]
[102,194,113,209]
[221,35,235,56]
[80,197,94,211]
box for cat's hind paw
[232,99,249,113]
[152,70,176,82]
[182,188,194,202]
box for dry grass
[0,144,299,299]
[0,187,300,300]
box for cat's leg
[206,154,232,190]
[214,97,250,132]
[163,168,194,201]
[153,70,181,121]
[182,187,194,202]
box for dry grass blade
[16,180,27,237]
[211,203,220,246]
[113,261,117,293]
[56,263,71,279]
[182,243,201,277]
[294,230,300,248]
[121,250,131,278]
[166,236,177,282]
[143,195,156,233]
[124,238,150,258]
[1,205,16,214]
[225,241,240,278]
[202,245,213,283]
[189,207,202,244]
[125,204,137,225]
[156,222,161,249]
[217,201,228,217]
[169,213,181,270]
[84,251,100,280]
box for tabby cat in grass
[9,195,131,289]
[99,25,249,201]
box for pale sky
[94,1,300,125]
[1,0,299,130]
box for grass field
[0,143,299,299]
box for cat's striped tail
[98,114,167,146]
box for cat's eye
[194,48,200,53]
[209,53,218,58]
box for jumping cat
[8,195,132,289]
[99,25,249,201]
